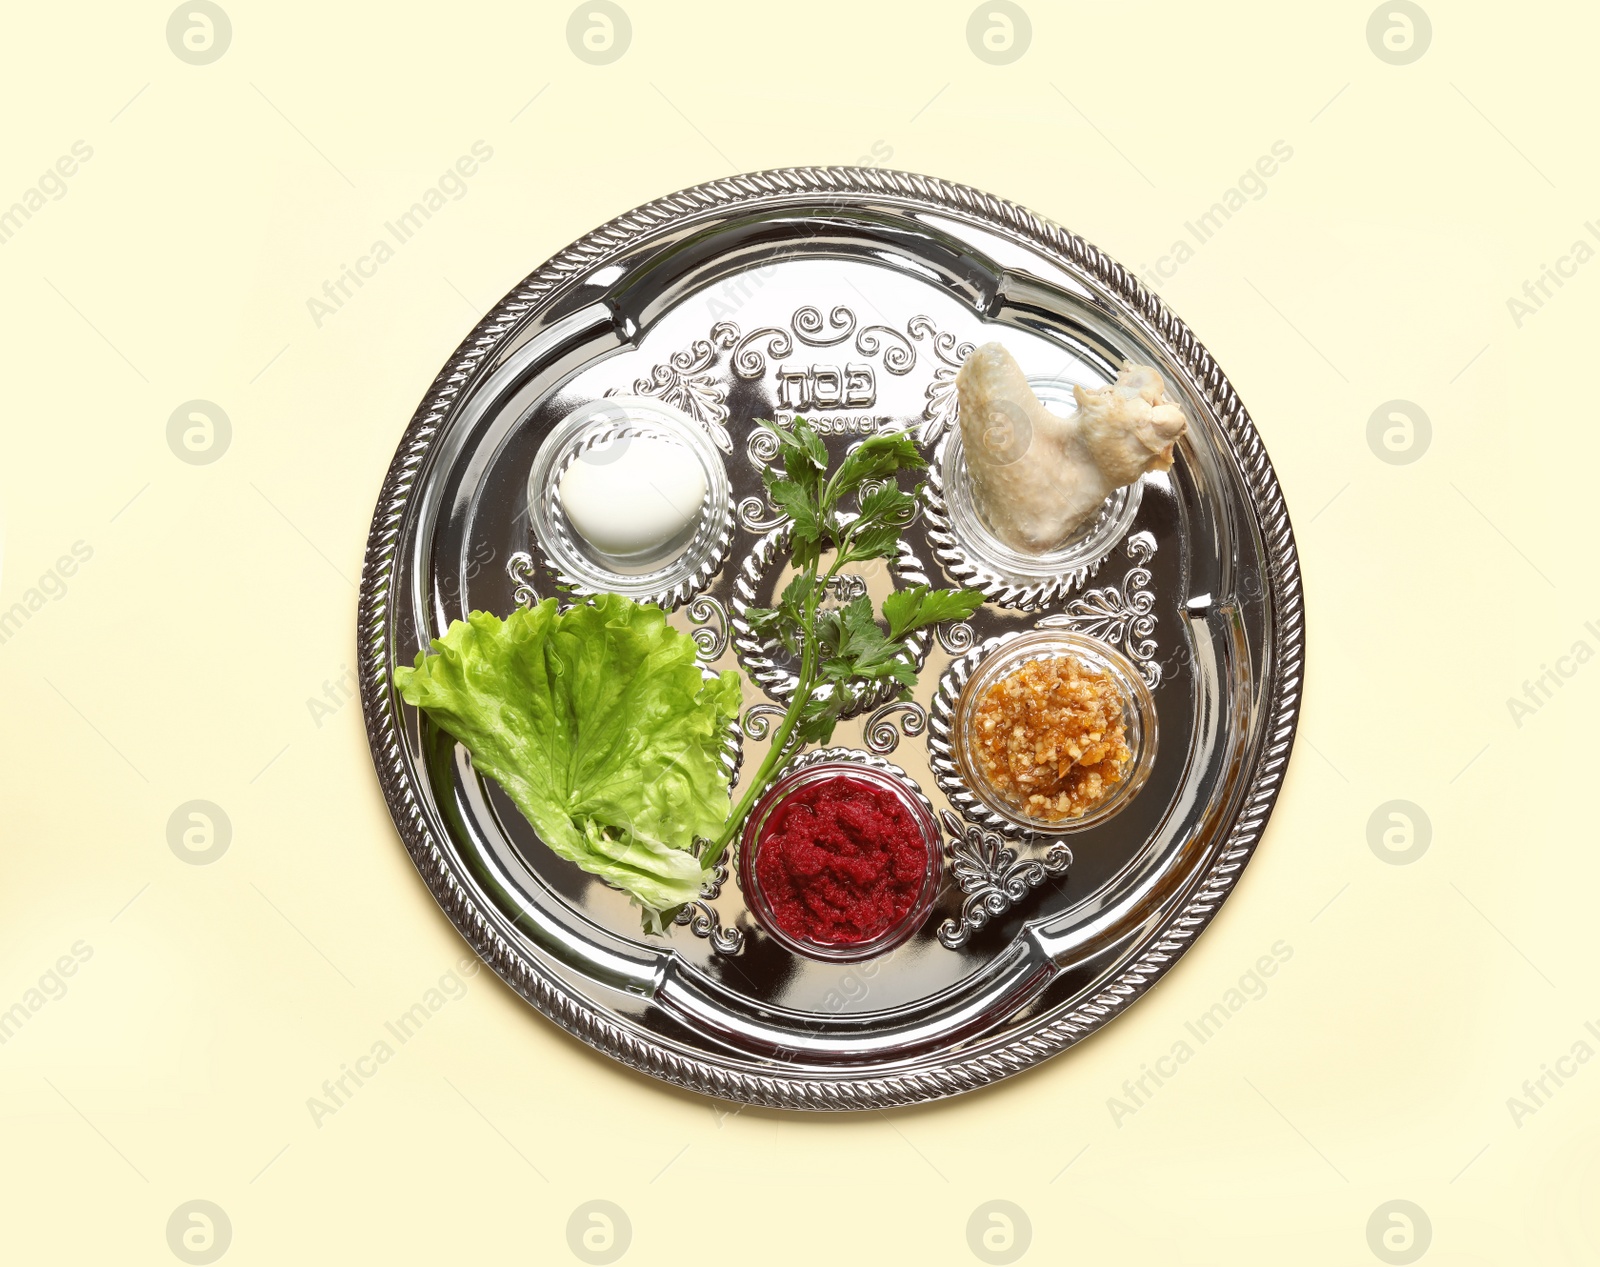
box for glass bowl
[953,630,1157,833]
[738,761,943,963]
[940,377,1144,588]
[526,395,731,603]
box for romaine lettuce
[393,595,741,922]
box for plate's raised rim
[356,166,1304,1110]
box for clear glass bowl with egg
[526,396,731,606]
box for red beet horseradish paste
[752,774,929,946]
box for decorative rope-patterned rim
[357,167,1304,1111]
[926,634,1025,838]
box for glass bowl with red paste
[738,761,942,962]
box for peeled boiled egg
[558,434,708,564]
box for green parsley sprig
[700,417,984,867]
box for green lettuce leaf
[392,595,741,919]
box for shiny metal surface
[357,167,1304,1110]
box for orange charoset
[971,654,1132,822]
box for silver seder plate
[357,168,1305,1110]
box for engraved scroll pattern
[635,307,948,531]
[1039,532,1163,687]
[937,811,1072,949]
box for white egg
[558,434,708,562]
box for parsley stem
[701,579,822,870]
[700,486,898,870]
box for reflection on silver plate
[358,167,1304,1110]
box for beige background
[2,1,1594,1262]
